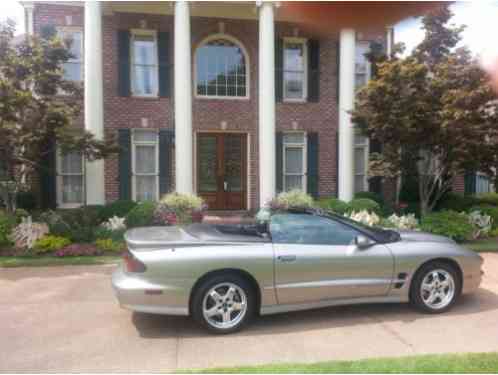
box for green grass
[0,255,120,268]
[191,352,498,373]
[464,237,498,253]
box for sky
[1,0,498,68]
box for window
[354,132,369,193]
[270,213,360,245]
[195,36,248,98]
[283,132,307,192]
[476,173,492,194]
[132,130,159,201]
[355,42,371,90]
[131,31,158,96]
[58,29,83,82]
[57,150,84,207]
[283,38,307,101]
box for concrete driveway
[1,254,498,373]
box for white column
[24,3,34,35]
[174,1,193,194]
[386,26,394,58]
[338,28,356,202]
[84,1,105,205]
[258,2,276,207]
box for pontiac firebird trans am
[112,208,483,334]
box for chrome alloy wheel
[202,282,248,330]
[420,269,456,310]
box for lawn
[464,237,498,253]
[192,352,498,373]
[0,255,120,268]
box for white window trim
[354,132,370,193]
[131,129,160,202]
[56,26,84,87]
[56,148,85,209]
[130,29,159,98]
[282,37,308,103]
[282,131,307,192]
[193,33,250,101]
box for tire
[410,261,461,314]
[191,274,256,334]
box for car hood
[396,230,456,244]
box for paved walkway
[1,254,498,372]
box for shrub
[33,235,71,254]
[348,198,381,215]
[354,191,384,206]
[470,205,498,229]
[14,209,29,223]
[40,207,101,243]
[421,210,474,243]
[436,192,479,212]
[317,198,350,215]
[468,210,493,239]
[490,227,498,237]
[102,216,126,231]
[16,191,38,211]
[155,192,206,225]
[94,226,126,242]
[476,193,498,207]
[10,217,49,249]
[272,190,315,210]
[98,200,137,222]
[386,213,419,230]
[95,238,125,253]
[55,243,101,257]
[125,201,156,228]
[0,211,16,246]
[347,210,380,226]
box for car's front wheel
[191,274,256,334]
[410,261,461,313]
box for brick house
[20,1,468,211]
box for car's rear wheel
[191,274,256,334]
[410,261,461,313]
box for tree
[351,6,498,216]
[0,21,117,212]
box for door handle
[277,255,297,262]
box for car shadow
[132,286,498,339]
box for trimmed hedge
[98,200,137,222]
[421,210,474,243]
[125,201,156,228]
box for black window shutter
[118,129,132,200]
[276,132,283,193]
[157,32,171,98]
[39,139,57,209]
[275,38,283,102]
[159,129,174,197]
[117,30,131,97]
[307,132,319,198]
[307,39,320,102]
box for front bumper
[111,267,189,316]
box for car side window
[270,213,360,245]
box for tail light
[123,250,146,273]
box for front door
[197,133,247,210]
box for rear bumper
[111,267,189,316]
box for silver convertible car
[112,208,483,334]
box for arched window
[195,35,248,98]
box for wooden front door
[197,133,247,210]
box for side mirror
[355,235,376,250]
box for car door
[271,213,394,305]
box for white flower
[102,216,126,231]
[348,210,380,226]
[387,213,419,230]
[468,210,492,239]
[10,216,49,249]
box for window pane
[355,175,366,193]
[133,65,157,95]
[284,71,304,99]
[354,148,366,172]
[284,133,305,144]
[69,32,82,61]
[270,214,359,245]
[198,136,218,192]
[195,38,246,97]
[63,62,82,81]
[135,145,156,174]
[135,176,156,201]
[284,42,305,71]
[61,152,82,174]
[354,133,367,146]
[133,130,157,143]
[133,35,155,65]
[62,175,83,204]
[285,147,303,174]
[285,175,303,191]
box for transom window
[131,31,158,97]
[132,130,159,202]
[58,29,83,82]
[195,37,248,98]
[57,150,85,207]
[283,38,307,101]
[283,132,307,192]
